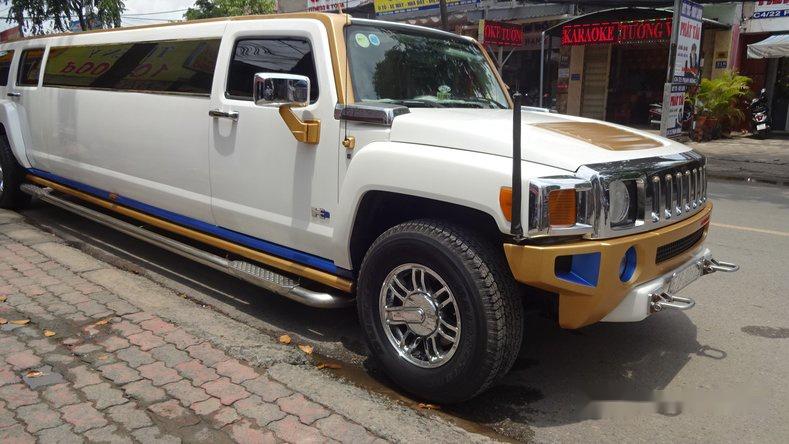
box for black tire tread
[359,219,523,401]
[0,135,30,210]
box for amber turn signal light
[499,187,513,221]
[548,189,576,226]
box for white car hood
[389,109,693,172]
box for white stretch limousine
[0,13,737,403]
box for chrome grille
[577,152,707,239]
[647,164,707,227]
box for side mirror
[253,73,310,107]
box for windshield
[346,23,509,109]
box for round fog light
[619,247,637,282]
[609,181,631,225]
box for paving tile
[107,402,154,431]
[116,346,155,368]
[16,402,63,433]
[0,383,39,409]
[315,414,380,444]
[147,399,200,427]
[61,402,108,433]
[111,320,143,337]
[0,423,36,444]
[139,317,177,336]
[138,362,180,386]
[162,380,210,407]
[214,359,257,384]
[234,394,286,427]
[174,360,219,386]
[276,393,330,425]
[36,424,83,444]
[81,382,128,410]
[269,414,327,443]
[97,335,130,353]
[67,365,103,388]
[190,397,222,416]
[162,329,200,350]
[128,331,165,351]
[122,379,168,404]
[0,366,21,386]
[98,362,141,385]
[186,343,227,367]
[131,426,182,444]
[202,377,250,406]
[5,351,42,370]
[223,418,277,444]
[42,383,81,407]
[84,424,134,444]
[21,365,64,389]
[150,344,190,368]
[243,375,293,402]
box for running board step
[20,183,354,309]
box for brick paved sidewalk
[0,220,385,443]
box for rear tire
[357,219,523,404]
[0,135,30,209]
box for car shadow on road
[446,311,727,436]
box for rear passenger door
[208,20,341,262]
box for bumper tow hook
[702,258,740,275]
[650,257,739,313]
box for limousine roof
[11,12,350,42]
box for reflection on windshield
[346,24,509,109]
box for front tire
[0,135,30,209]
[357,220,523,403]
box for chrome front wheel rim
[0,163,4,193]
[379,263,461,368]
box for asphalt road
[16,179,789,443]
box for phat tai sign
[673,0,703,84]
[478,20,525,47]
[561,19,672,46]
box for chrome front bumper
[602,248,738,322]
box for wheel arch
[0,101,32,168]
[348,190,505,272]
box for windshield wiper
[453,97,507,109]
[372,98,445,108]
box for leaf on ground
[0,318,6,325]
[10,319,30,325]
[26,370,43,378]
[0,295,6,302]
[298,344,313,355]
[278,334,292,345]
[97,354,109,361]
[93,319,110,326]
[43,330,56,337]
[316,362,342,370]
[418,403,441,410]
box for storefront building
[544,6,730,127]
[739,1,789,131]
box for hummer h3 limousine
[0,13,737,403]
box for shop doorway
[580,45,611,120]
[772,57,789,131]
[606,44,669,126]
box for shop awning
[747,35,789,59]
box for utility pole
[439,0,449,31]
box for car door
[208,20,341,264]
[7,46,45,169]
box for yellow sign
[374,0,478,16]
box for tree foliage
[3,0,125,36]
[184,0,275,21]
[694,70,752,124]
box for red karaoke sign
[561,18,673,46]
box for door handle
[209,109,239,121]
[7,92,21,98]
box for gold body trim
[279,105,321,144]
[26,175,353,293]
[504,203,712,329]
[533,122,663,151]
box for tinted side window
[0,50,14,86]
[18,49,44,86]
[43,39,221,95]
[227,38,319,102]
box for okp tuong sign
[478,20,525,47]
[561,19,673,46]
[673,0,703,85]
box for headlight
[608,180,631,225]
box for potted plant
[693,71,752,140]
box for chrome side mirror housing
[253,73,310,107]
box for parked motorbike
[750,88,771,138]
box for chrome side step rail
[20,183,354,309]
